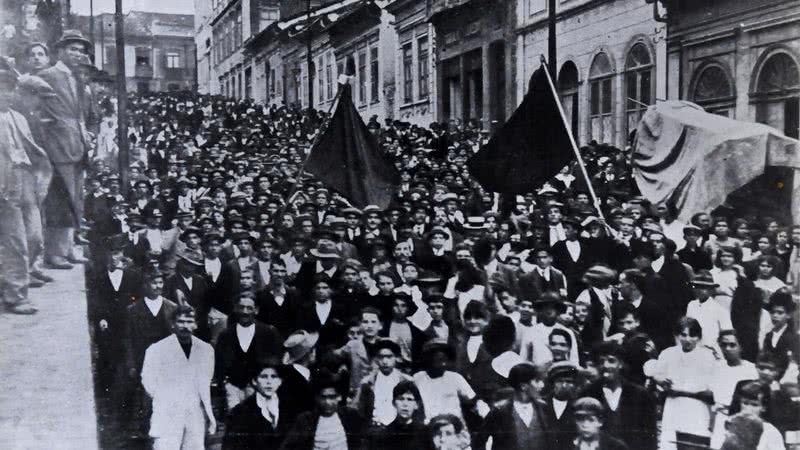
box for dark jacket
[474,400,550,450]
[730,276,765,362]
[371,417,428,450]
[581,380,658,450]
[559,433,629,450]
[164,272,211,339]
[124,297,177,373]
[762,324,800,376]
[551,239,596,298]
[222,394,299,450]
[518,267,568,302]
[215,321,284,389]
[256,285,301,338]
[279,408,365,450]
[295,300,348,349]
[541,397,576,449]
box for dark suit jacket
[541,397,576,449]
[215,321,284,389]
[36,63,90,164]
[292,261,341,298]
[124,297,177,373]
[558,433,629,450]
[453,338,502,403]
[278,366,314,414]
[295,301,348,349]
[90,267,142,325]
[164,273,211,338]
[551,239,596,298]
[730,277,765,362]
[518,267,567,302]
[222,394,299,450]
[762,324,800,375]
[581,381,658,450]
[474,400,550,450]
[256,286,302,337]
[279,408,364,450]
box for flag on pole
[304,81,399,208]
[467,64,574,194]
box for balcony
[164,67,193,80]
[429,0,473,17]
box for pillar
[482,43,491,131]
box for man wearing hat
[0,64,53,313]
[352,337,413,426]
[475,362,550,450]
[279,330,319,413]
[552,216,597,299]
[521,292,580,366]
[164,252,211,339]
[541,362,581,448]
[685,270,731,352]
[762,290,800,375]
[36,30,95,269]
[292,240,341,297]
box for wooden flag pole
[539,55,605,222]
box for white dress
[646,345,718,450]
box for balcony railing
[429,0,472,17]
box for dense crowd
[2,29,800,450]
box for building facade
[386,0,436,127]
[516,0,666,148]
[661,0,800,139]
[88,12,196,93]
[429,0,517,132]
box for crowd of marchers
[2,29,800,450]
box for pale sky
[70,0,195,16]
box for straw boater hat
[282,330,319,365]
[463,216,488,231]
[309,240,341,259]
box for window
[234,11,242,50]
[692,64,734,116]
[318,56,325,102]
[558,61,579,139]
[135,47,150,66]
[265,61,271,96]
[402,43,413,103]
[358,50,367,105]
[624,43,654,137]
[166,52,182,69]
[259,6,279,30]
[418,36,429,99]
[529,0,547,15]
[232,75,237,99]
[370,46,379,103]
[754,52,800,138]
[327,53,334,100]
[245,67,252,99]
[589,52,614,143]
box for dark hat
[534,291,567,312]
[690,270,719,288]
[425,226,450,241]
[231,231,254,243]
[631,240,656,260]
[562,216,583,229]
[178,251,204,267]
[573,397,605,418]
[483,315,516,356]
[546,361,579,382]
[55,29,91,50]
[105,234,129,251]
[309,240,341,259]
[341,207,362,217]
[683,224,702,236]
[463,300,489,319]
[374,338,402,356]
[767,290,796,313]
[143,266,165,281]
[508,362,541,388]
[174,210,193,220]
[179,225,202,242]
[203,231,224,245]
[421,339,455,360]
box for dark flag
[305,82,399,208]
[467,64,574,194]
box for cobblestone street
[0,265,97,450]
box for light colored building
[87,12,196,93]
[515,0,667,148]
[195,0,216,94]
[386,0,436,127]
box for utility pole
[306,0,314,111]
[89,0,94,54]
[115,0,129,195]
[548,0,557,76]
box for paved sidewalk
[0,266,98,450]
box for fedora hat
[309,240,341,259]
[690,270,719,288]
[55,29,91,50]
[421,338,455,360]
[282,330,320,365]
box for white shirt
[602,386,622,411]
[373,371,401,425]
[651,256,665,273]
[553,399,568,419]
[315,261,337,278]
[256,394,280,426]
[686,299,732,349]
[257,260,271,285]
[293,364,310,381]
[108,269,123,291]
[271,286,286,306]
[182,275,193,292]
[413,370,476,422]
[144,296,163,317]
[205,258,221,282]
[537,267,551,282]
[711,360,757,408]
[565,239,581,262]
[236,323,255,352]
[145,228,163,252]
[549,223,566,247]
[771,324,788,348]
[316,301,332,324]
[513,401,534,426]
[491,351,523,378]
[520,322,580,366]
[466,336,483,363]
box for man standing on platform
[35,30,94,269]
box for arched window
[754,52,800,138]
[589,52,614,143]
[624,43,653,139]
[558,61,580,140]
[692,64,734,116]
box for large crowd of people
[2,29,800,450]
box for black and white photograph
[0,0,799,449]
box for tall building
[82,11,196,93]
[514,0,666,149]
[428,0,517,132]
[660,0,799,139]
